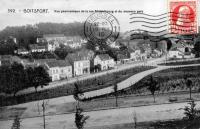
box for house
[63,36,87,49]
[168,48,184,59]
[168,41,194,59]
[36,38,47,44]
[39,34,66,51]
[0,55,25,66]
[66,49,93,76]
[41,35,87,51]
[107,39,121,49]
[151,49,162,58]
[29,44,46,53]
[47,40,60,51]
[44,60,72,81]
[43,34,66,42]
[64,41,82,49]
[141,43,152,58]
[116,54,130,64]
[16,48,29,55]
[94,54,115,71]
[128,48,141,61]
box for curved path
[79,63,200,99]
[16,57,165,96]
[1,63,200,129]
[5,63,200,109]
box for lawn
[80,66,200,102]
[1,92,200,120]
[114,66,200,98]
[0,66,155,107]
[159,59,200,66]
[87,117,200,129]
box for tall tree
[184,74,193,100]
[25,67,35,89]
[0,63,25,97]
[145,76,160,103]
[73,82,83,108]
[0,65,11,94]
[10,62,27,97]
[113,81,118,107]
[75,107,89,129]
[11,115,21,129]
[33,66,51,92]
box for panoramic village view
[1,2,200,128]
[0,22,200,129]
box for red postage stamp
[168,0,198,34]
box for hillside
[0,22,85,48]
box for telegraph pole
[42,99,46,129]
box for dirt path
[1,101,199,129]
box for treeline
[0,22,85,48]
[0,62,51,97]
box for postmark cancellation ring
[84,12,120,43]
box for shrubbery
[0,66,154,106]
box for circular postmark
[84,12,120,44]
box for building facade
[94,54,115,70]
[66,49,94,76]
[45,60,72,81]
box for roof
[46,60,71,68]
[127,48,137,53]
[66,53,87,62]
[18,48,28,52]
[29,44,46,50]
[0,55,23,65]
[66,49,94,62]
[34,59,57,64]
[117,54,129,60]
[1,55,21,61]
[65,36,83,41]
[97,54,112,61]
[43,34,65,38]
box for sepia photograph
[0,0,200,129]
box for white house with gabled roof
[94,54,115,70]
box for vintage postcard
[0,0,200,129]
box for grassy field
[1,92,199,120]
[114,66,200,98]
[87,117,200,129]
[0,66,155,107]
[159,59,200,66]
[80,66,200,103]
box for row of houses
[0,50,115,81]
[16,34,87,55]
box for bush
[0,66,155,106]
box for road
[2,63,200,111]
[1,101,199,129]
[16,57,164,96]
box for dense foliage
[0,22,85,55]
[0,66,154,106]
[0,62,51,97]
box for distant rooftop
[97,54,112,61]
[46,60,71,68]
[43,34,65,38]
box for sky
[0,0,199,32]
